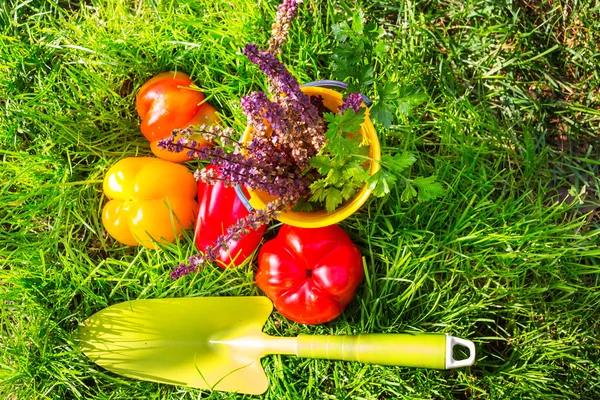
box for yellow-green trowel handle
[295,333,475,369]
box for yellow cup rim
[240,85,381,228]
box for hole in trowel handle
[453,344,470,361]
[446,336,476,369]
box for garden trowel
[79,296,475,394]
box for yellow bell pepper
[102,157,198,249]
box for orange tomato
[136,71,220,163]
[102,157,198,249]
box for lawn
[1,0,599,399]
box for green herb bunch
[301,107,370,212]
[323,8,445,205]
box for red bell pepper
[256,224,364,325]
[195,166,266,268]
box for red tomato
[256,225,364,324]
[195,166,266,268]
[136,71,220,163]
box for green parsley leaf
[379,82,398,101]
[309,180,328,202]
[401,184,418,202]
[325,167,342,185]
[366,169,397,197]
[364,20,384,41]
[325,187,343,212]
[352,9,365,35]
[327,137,361,162]
[341,181,360,200]
[323,111,338,125]
[343,163,370,182]
[413,176,446,202]
[323,125,344,154]
[309,155,335,175]
[357,65,375,87]
[397,91,427,117]
[337,107,366,133]
[332,43,363,78]
[382,152,416,173]
[370,100,395,128]
[332,21,352,42]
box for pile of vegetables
[101,71,364,325]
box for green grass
[1,0,599,398]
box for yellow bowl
[240,85,381,228]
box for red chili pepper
[256,224,364,324]
[195,166,266,268]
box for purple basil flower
[268,0,300,55]
[240,92,269,133]
[243,44,309,114]
[339,92,363,113]
[241,92,289,137]
[170,263,198,279]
